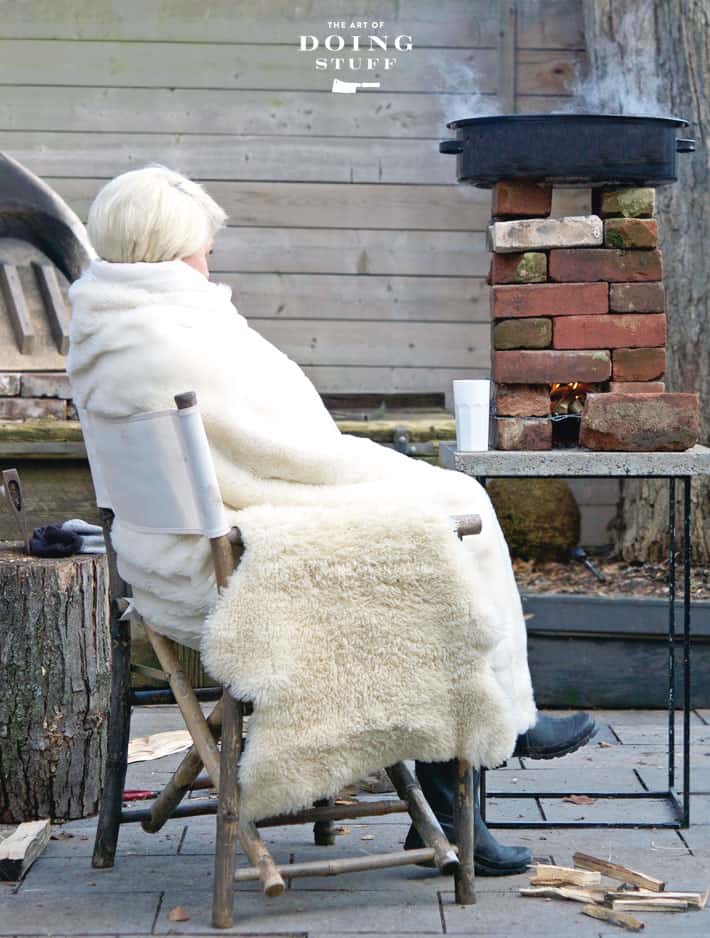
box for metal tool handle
[676,138,696,153]
[439,139,464,155]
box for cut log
[0,548,111,822]
[530,863,602,887]
[573,851,665,892]
[0,819,50,881]
[582,903,644,932]
[606,889,709,910]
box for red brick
[604,219,658,249]
[496,417,552,450]
[494,350,611,384]
[580,393,699,452]
[20,372,72,398]
[491,282,608,319]
[492,181,552,218]
[553,313,666,350]
[495,384,550,417]
[608,381,666,393]
[609,282,665,313]
[494,318,552,350]
[549,248,663,283]
[612,347,666,381]
[489,252,547,284]
[0,398,67,420]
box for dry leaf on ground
[563,795,597,806]
[167,906,190,922]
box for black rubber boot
[405,760,532,876]
[513,712,597,760]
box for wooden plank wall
[0,0,586,402]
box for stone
[491,181,552,217]
[553,313,666,349]
[612,347,666,381]
[21,372,72,398]
[491,282,608,319]
[600,187,656,218]
[494,349,612,384]
[487,214,603,253]
[0,372,21,396]
[494,318,552,350]
[609,381,666,393]
[488,478,580,560]
[549,248,663,282]
[580,392,700,452]
[604,218,658,249]
[495,417,552,450]
[495,384,550,417]
[610,282,665,313]
[489,251,547,284]
[0,397,67,419]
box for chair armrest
[452,513,482,538]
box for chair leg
[92,511,132,869]
[386,762,458,874]
[313,798,337,846]
[453,758,475,905]
[212,690,242,929]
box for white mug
[453,379,490,451]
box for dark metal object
[0,150,95,282]
[439,114,695,188]
[478,474,693,830]
[570,545,606,582]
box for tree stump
[0,547,111,823]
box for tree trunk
[582,0,710,562]
[0,549,111,822]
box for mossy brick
[491,282,608,318]
[495,384,551,417]
[494,317,552,350]
[600,187,656,218]
[610,282,665,312]
[549,248,663,282]
[553,313,666,349]
[495,417,552,450]
[0,373,21,396]
[612,347,666,381]
[580,392,699,452]
[491,181,552,218]
[0,398,67,419]
[489,251,548,284]
[494,349,611,384]
[604,218,658,249]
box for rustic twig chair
[79,390,481,927]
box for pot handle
[439,139,464,155]
[676,138,696,153]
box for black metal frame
[478,474,693,830]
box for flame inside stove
[550,381,590,416]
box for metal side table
[440,443,710,829]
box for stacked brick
[487,181,697,451]
[0,372,75,419]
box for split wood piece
[606,889,709,910]
[386,762,459,874]
[520,886,607,904]
[0,262,35,354]
[143,622,222,787]
[611,898,688,913]
[32,262,70,354]
[141,699,222,833]
[0,819,50,881]
[582,903,644,932]
[573,851,665,892]
[531,863,602,887]
[233,846,441,883]
[213,692,242,928]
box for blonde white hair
[86,164,227,263]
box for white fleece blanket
[67,259,536,821]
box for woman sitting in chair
[67,165,595,876]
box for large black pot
[439,113,695,188]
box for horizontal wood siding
[0,0,584,399]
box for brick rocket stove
[440,114,700,452]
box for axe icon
[331,78,381,94]
[0,468,29,550]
